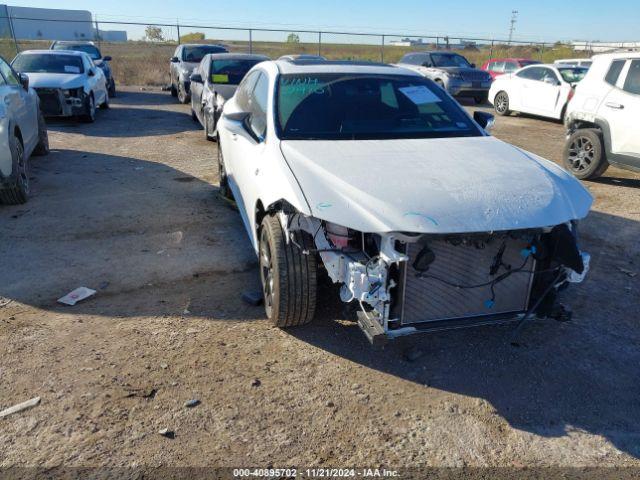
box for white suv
[0,56,49,205]
[564,52,640,179]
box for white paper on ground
[57,287,96,306]
[398,86,442,105]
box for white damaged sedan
[217,60,593,344]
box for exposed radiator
[35,88,63,116]
[400,237,535,324]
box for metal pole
[380,35,385,63]
[94,16,101,47]
[489,40,494,61]
[249,29,252,53]
[8,12,19,55]
[435,36,439,50]
[540,42,545,61]
[318,31,321,56]
[176,20,181,44]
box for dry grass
[2,38,592,87]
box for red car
[481,58,541,79]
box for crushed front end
[34,87,87,117]
[285,212,589,345]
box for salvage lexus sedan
[190,53,269,140]
[12,50,109,123]
[217,60,593,344]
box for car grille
[35,88,63,116]
[400,237,535,324]
[460,71,489,83]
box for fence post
[318,31,322,56]
[540,42,545,61]
[176,21,181,45]
[380,35,385,62]
[249,29,253,53]
[8,12,19,55]
[489,40,494,61]
[436,36,439,50]
[94,16,101,47]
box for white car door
[0,58,38,152]
[600,59,640,167]
[521,67,562,116]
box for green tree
[180,32,205,43]
[145,26,165,42]
[286,33,300,44]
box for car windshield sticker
[212,74,229,83]
[398,86,441,105]
[64,65,81,74]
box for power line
[508,10,518,45]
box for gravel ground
[1,87,639,470]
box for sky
[5,0,640,43]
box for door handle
[605,102,624,109]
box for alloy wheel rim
[259,231,274,318]
[496,93,507,112]
[16,142,29,193]
[567,136,595,172]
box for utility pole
[508,10,518,44]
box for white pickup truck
[0,56,49,205]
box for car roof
[274,59,418,76]
[207,53,269,61]
[52,40,96,46]
[19,49,87,57]
[488,57,538,62]
[591,51,640,61]
[181,43,227,48]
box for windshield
[12,54,84,74]
[276,74,482,140]
[182,45,227,63]
[558,67,588,83]
[209,58,264,85]
[431,53,472,68]
[52,43,101,60]
[520,60,541,67]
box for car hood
[25,72,86,89]
[280,136,592,233]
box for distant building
[571,40,640,53]
[389,38,425,47]
[0,5,127,42]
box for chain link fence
[0,14,622,87]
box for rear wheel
[259,214,317,327]
[33,110,50,156]
[494,91,510,116]
[108,80,116,98]
[0,134,29,205]
[563,128,609,180]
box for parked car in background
[170,44,228,103]
[50,40,116,97]
[216,59,591,344]
[563,52,640,179]
[0,55,49,205]
[278,54,326,61]
[396,51,492,103]
[489,63,588,120]
[190,53,269,140]
[481,58,541,79]
[554,58,593,68]
[12,50,109,123]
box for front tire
[81,94,96,123]
[563,128,609,180]
[259,214,317,328]
[100,91,110,109]
[177,83,189,104]
[33,110,50,156]
[0,134,29,205]
[170,84,178,97]
[204,110,215,141]
[108,80,116,98]
[494,91,511,116]
[217,140,233,201]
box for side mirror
[473,111,495,133]
[19,73,29,91]
[190,73,203,83]
[223,111,261,143]
[471,63,476,68]
[87,69,95,77]
[103,55,112,62]
[170,56,180,63]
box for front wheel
[33,110,50,156]
[0,134,29,205]
[259,214,317,328]
[563,128,609,180]
[204,110,215,141]
[81,94,96,123]
[108,80,116,98]
[494,91,511,116]
[177,83,189,104]
[217,140,233,201]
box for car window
[517,67,545,81]
[557,67,587,83]
[580,61,592,68]
[0,57,19,85]
[248,73,269,139]
[210,58,265,85]
[489,61,503,72]
[541,68,560,83]
[52,43,101,60]
[276,73,482,140]
[430,53,471,68]
[623,60,640,95]
[605,60,626,86]
[12,53,84,74]
[503,62,518,73]
[182,45,227,63]
[235,70,260,111]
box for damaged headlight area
[283,212,589,344]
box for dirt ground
[1,87,639,471]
